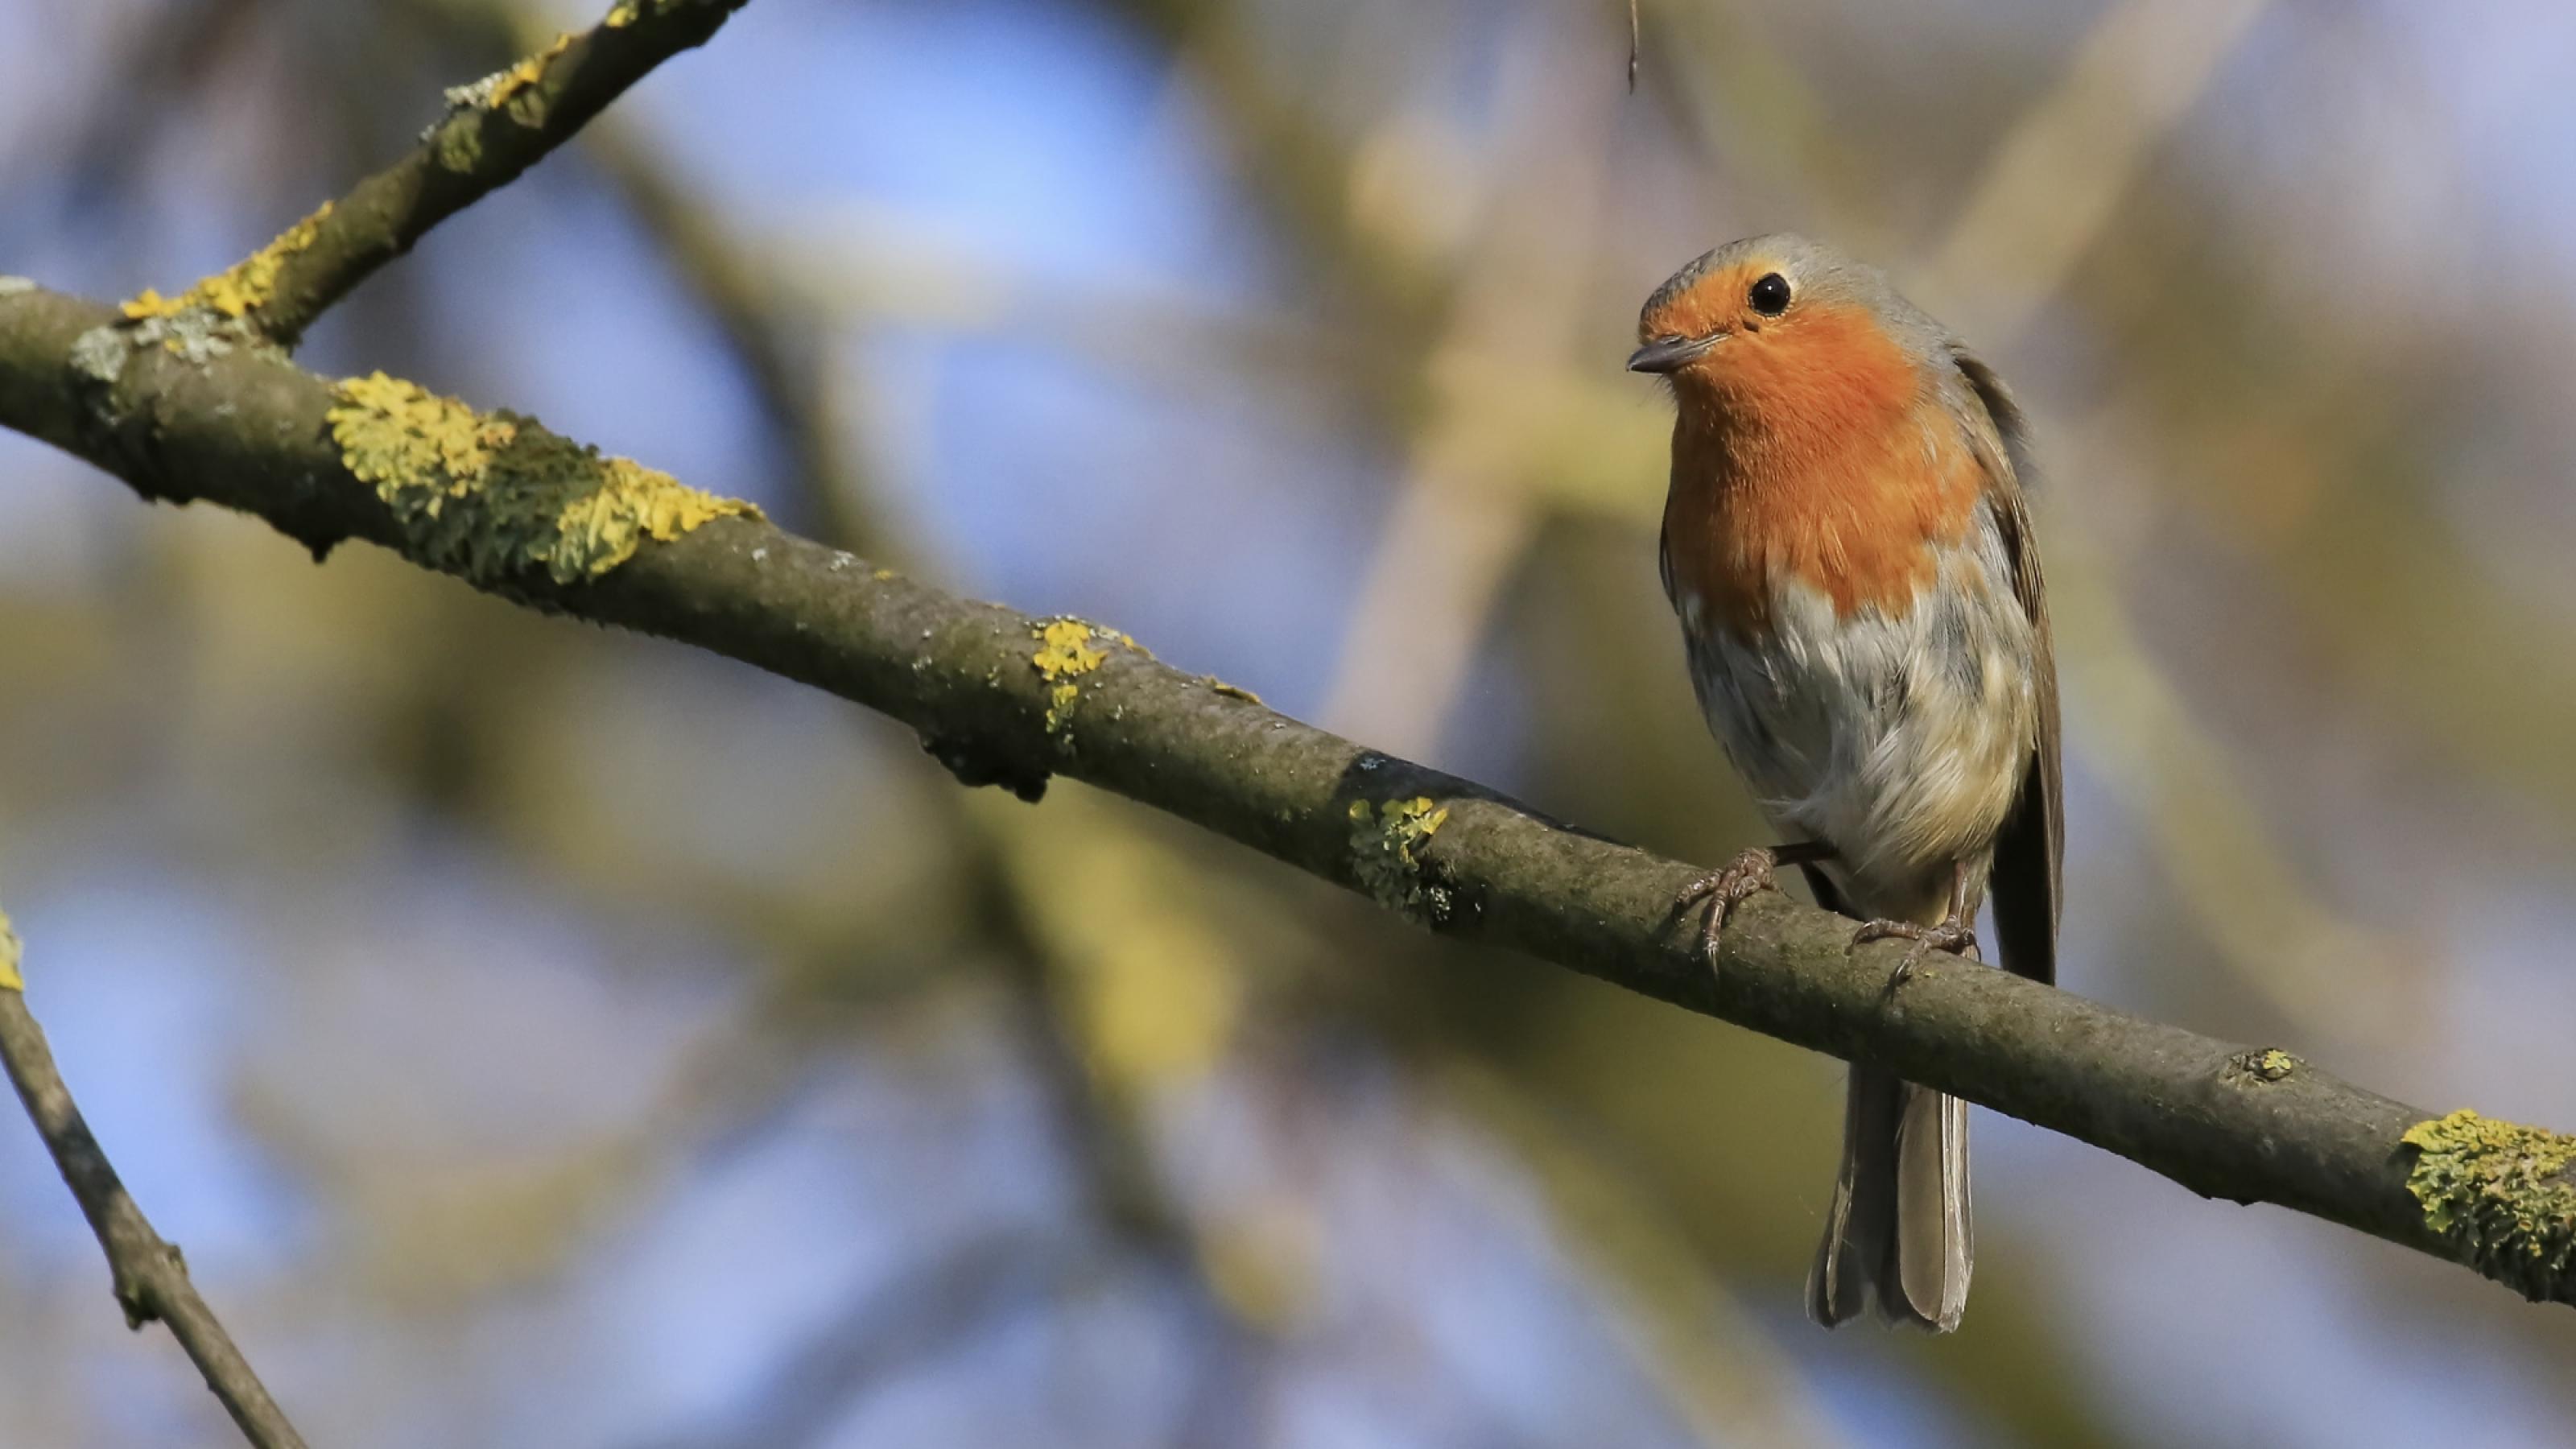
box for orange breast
[1662,304,1983,637]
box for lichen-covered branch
[1,277,2572,1309]
[119,0,753,347]
[0,915,309,1449]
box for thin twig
[0,917,308,1449]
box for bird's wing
[1948,344,2061,985]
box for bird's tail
[1806,1060,1971,1331]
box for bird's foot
[1674,847,1788,966]
[1849,916,1979,998]
[1675,840,1837,971]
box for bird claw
[1849,917,1979,998]
[1674,847,1784,966]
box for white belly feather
[1678,510,2038,924]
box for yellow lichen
[1206,676,1264,704]
[489,31,576,111]
[121,201,335,323]
[326,371,758,584]
[2401,1108,2576,1301]
[1348,796,1453,923]
[1032,619,1117,733]
[605,1,641,24]
[1033,620,1108,679]
[0,908,19,993]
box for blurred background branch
[5,0,2576,1444]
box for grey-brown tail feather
[1806,1062,1972,1332]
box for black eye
[1748,272,1791,316]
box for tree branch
[0,916,308,1449]
[118,0,753,348]
[2,276,2570,1310]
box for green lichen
[122,201,334,323]
[0,276,35,298]
[68,325,131,390]
[435,123,484,175]
[2401,1108,2576,1301]
[326,371,759,584]
[151,309,243,365]
[1348,796,1453,923]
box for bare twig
[0,916,308,1449]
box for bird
[1629,233,2061,1332]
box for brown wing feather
[1949,345,2062,985]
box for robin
[1629,234,2061,1331]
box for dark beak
[1625,332,1721,374]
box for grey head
[1629,233,1951,374]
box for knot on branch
[1348,796,1455,926]
[2224,1047,2299,1084]
[109,1238,187,1332]
[919,732,1048,803]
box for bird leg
[1850,862,1979,997]
[1674,840,1836,966]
